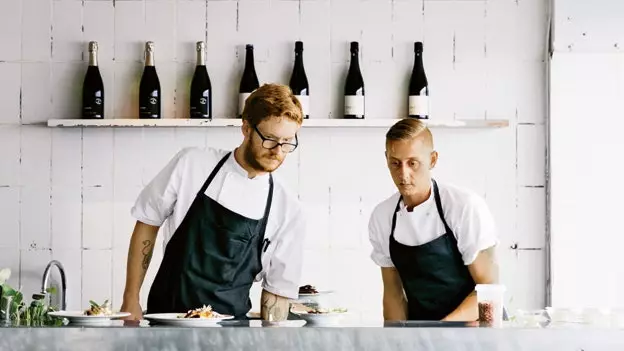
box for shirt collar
[227,149,270,181]
[400,180,434,212]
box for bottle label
[344,95,364,117]
[295,95,309,117]
[140,90,160,118]
[409,95,429,116]
[191,89,210,118]
[239,93,251,116]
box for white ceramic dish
[513,309,549,328]
[291,311,346,326]
[546,307,583,324]
[298,290,334,297]
[48,311,131,326]
[143,313,234,327]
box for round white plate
[291,311,346,326]
[298,290,334,297]
[48,311,131,326]
[143,313,234,327]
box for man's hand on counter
[260,289,290,322]
[120,297,143,324]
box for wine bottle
[239,44,259,118]
[289,41,309,119]
[408,42,429,119]
[190,41,212,119]
[82,41,104,119]
[139,41,161,119]
[344,41,364,119]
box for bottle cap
[415,41,423,53]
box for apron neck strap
[431,179,452,234]
[391,179,452,236]
[198,152,232,195]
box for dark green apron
[389,180,475,320]
[147,152,273,318]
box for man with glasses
[121,84,305,322]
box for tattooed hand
[260,290,290,322]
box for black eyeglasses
[253,125,298,153]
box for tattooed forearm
[260,290,290,322]
[141,240,153,271]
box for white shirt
[131,147,306,300]
[369,181,498,267]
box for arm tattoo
[141,240,153,271]
[261,293,290,321]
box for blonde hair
[386,118,433,146]
[242,83,303,126]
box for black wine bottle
[408,42,429,119]
[289,41,309,119]
[82,41,104,119]
[139,41,161,119]
[239,44,260,118]
[344,41,364,119]
[190,41,212,119]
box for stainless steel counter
[2,321,624,351]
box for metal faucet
[40,260,67,311]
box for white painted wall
[550,0,624,309]
[0,0,548,322]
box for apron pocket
[192,235,255,285]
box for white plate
[298,290,334,297]
[143,313,234,327]
[48,311,131,326]
[291,311,346,326]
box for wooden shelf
[46,118,509,129]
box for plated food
[306,307,348,314]
[299,285,319,295]
[290,307,348,326]
[49,299,130,326]
[180,305,226,319]
[84,300,112,316]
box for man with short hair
[368,118,500,321]
[121,83,306,322]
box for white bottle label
[409,95,429,116]
[345,95,364,117]
[239,93,251,116]
[295,95,309,117]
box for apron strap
[256,174,274,233]
[198,152,232,195]
[431,179,453,236]
[390,195,401,237]
[390,180,452,238]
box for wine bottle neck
[245,50,255,69]
[294,51,304,69]
[145,51,155,67]
[197,50,206,66]
[413,52,424,71]
[349,51,360,70]
[89,50,98,67]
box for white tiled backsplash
[0,0,548,322]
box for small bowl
[514,309,549,328]
[291,310,347,327]
[546,307,582,323]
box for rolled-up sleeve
[456,195,499,265]
[131,148,187,227]
[262,206,306,300]
[369,206,394,268]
